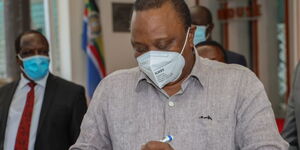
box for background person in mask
[0,30,87,150]
[189,5,248,67]
[70,0,287,150]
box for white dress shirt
[4,73,49,150]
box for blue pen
[160,135,174,143]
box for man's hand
[141,141,174,150]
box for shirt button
[168,101,175,107]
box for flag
[82,0,106,98]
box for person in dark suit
[225,50,247,67]
[196,40,247,66]
[189,5,247,67]
[0,30,87,150]
[282,62,300,150]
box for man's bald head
[190,5,213,26]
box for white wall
[290,0,300,69]
[227,1,250,65]
[57,0,86,87]
[70,0,87,87]
[98,0,136,74]
[257,0,280,115]
[57,0,72,80]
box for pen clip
[160,135,174,143]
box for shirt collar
[136,49,208,89]
[18,73,49,89]
[188,50,208,87]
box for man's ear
[207,23,214,39]
[188,26,196,48]
[16,55,22,67]
[209,23,215,31]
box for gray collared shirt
[70,55,288,150]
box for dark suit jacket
[224,50,247,67]
[0,74,87,150]
[282,62,300,150]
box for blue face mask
[18,55,50,81]
[193,26,207,45]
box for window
[31,0,61,75]
[0,0,6,78]
[31,0,46,34]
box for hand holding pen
[141,135,174,150]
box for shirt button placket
[164,97,175,136]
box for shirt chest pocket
[191,112,235,150]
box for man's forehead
[191,15,209,25]
[135,2,184,24]
[20,33,47,46]
[131,2,185,38]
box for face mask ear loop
[205,33,210,40]
[18,54,26,72]
[180,27,191,55]
[17,54,23,61]
[205,25,210,40]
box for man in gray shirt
[71,0,288,149]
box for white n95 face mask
[137,28,190,88]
